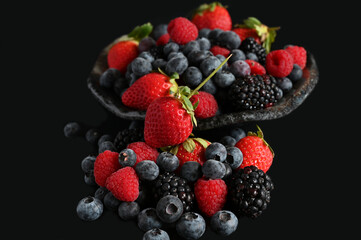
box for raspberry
[285,45,307,69]
[190,91,218,119]
[105,167,139,202]
[127,142,159,166]
[93,150,120,187]
[245,59,266,75]
[156,33,170,46]
[210,46,230,58]
[167,17,198,45]
[194,178,227,217]
[265,49,294,78]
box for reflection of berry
[228,166,274,218]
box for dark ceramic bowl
[87,40,319,131]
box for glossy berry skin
[214,71,236,88]
[107,41,139,74]
[136,160,160,181]
[230,60,251,78]
[81,155,96,173]
[105,167,139,202]
[229,49,246,64]
[182,41,200,56]
[225,147,243,169]
[167,17,198,45]
[217,31,241,50]
[205,142,227,162]
[118,201,140,220]
[219,136,237,147]
[235,135,273,172]
[190,91,218,119]
[143,228,170,240]
[156,152,179,172]
[210,210,238,236]
[232,28,261,44]
[118,148,137,167]
[266,49,294,78]
[76,196,103,221]
[192,4,232,31]
[144,97,193,148]
[165,56,188,76]
[156,195,184,223]
[176,139,210,169]
[202,159,226,179]
[180,161,202,183]
[98,141,117,154]
[288,64,303,82]
[200,56,222,76]
[138,208,163,232]
[127,142,159,167]
[277,77,293,92]
[176,212,206,240]
[245,59,266,75]
[183,66,203,88]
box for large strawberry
[235,125,274,172]
[191,2,232,31]
[233,17,280,53]
[107,23,153,74]
[121,71,178,110]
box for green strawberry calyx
[157,68,179,96]
[193,2,225,16]
[160,137,210,155]
[235,17,280,53]
[118,22,153,43]
[247,125,275,157]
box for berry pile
[66,1,311,239]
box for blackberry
[240,37,267,65]
[228,74,283,111]
[149,45,165,60]
[113,128,144,152]
[153,172,195,212]
[228,166,274,218]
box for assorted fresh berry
[66,1,313,239]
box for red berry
[167,17,198,45]
[156,33,170,46]
[190,91,218,119]
[192,3,232,31]
[127,142,159,167]
[93,150,120,187]
[285,45,307,69]
[105,167,139,202]
[210,46,230,58]
[176,138,210,170]
[194,178,227,217]
[265,49,294,78]
[245,59,266,75]
[107,41,138,74]
[232,28,261,44]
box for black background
[3,0,357,239]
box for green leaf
[194,2,222,16]
[170,72,179,80]
[181,95,194,112]
[193,138,210,149]
[169,145,179,155]
[243,17,261,28]
[183,139,196,153]
[128,22,153,42]
[192,99,199,110]
[169,78,178,95]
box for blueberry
[99,68,122,88]
[113,76,128,96]
[208,28,224,43]
[197,37,211,51]
[222,162,233,180]
[143,228,170,240]
[63,122,81,138]
[230,128,246,141]
[98,141,117,153]
[201,79,217,95]
[187,50,213,66]
[218,31,241,50]
[180,161,202,182]
[131,57,152,77]
[94,186,109,201]
[156,195,183,223]
[219,136,237,147]
[97,134,113,146]
[246,52,258,61]
[182,41,200,56]
[165,56,188,76]
[176,212,206,240]
[288,64,303,82]
[136,160,160,181]
[76,196,103,221]
[183,66,203,88]
[214,71,235,88]
[85,128,101,144]
[202,159,226,179]
[118,201,140,220]
[167,51,185,61]
[198,28,211,38]
[119,149,136,167]
[200,56,222,76]
[205,142,227,162]
[163,42,179,57]
[128,73,138,86]
[277,77,293,93]
[152,24,168,40]
[230,60,251,77]
[210,210,238,236]
[138,208,163,232]
[225,147,243,169]
[156,152,179,172]
[139,51,155,63]
[152,58,167,70]
[229,49,246,64]
[84,171,96,186]
[103,192,121,211]
[81,155,96,173]
[139,37,156,52]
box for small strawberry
[245,59,266,75]
[107,23,153,74]
[127,141,159,167]
[191,2,232,31]
[233,17,280,53]
[194,178,228,217]
[121,71,178,110]
[190,91,218,119]
[105,167,139,201]
[235,125,274,173]
[167,17,198,45]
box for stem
[189,54,233,98]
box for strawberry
[191,2,232,31]
[107,23,153,74]
[233,17,280,53]
[121,71,178,110]
[235,125,274,173]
